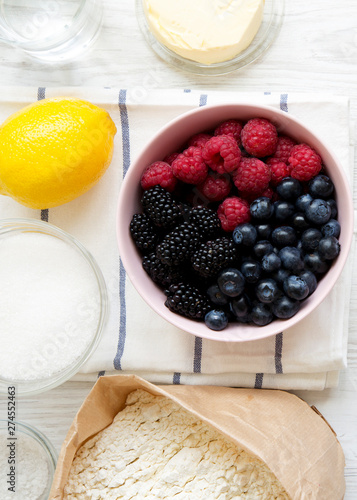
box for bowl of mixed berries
[117,104,353,341]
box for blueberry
[251,302,274,326]
[255,278,280,304]
[207,284,229,306]
[273,200,295,222]
[304,252,330,274]
[261,252,281,273]
[301,228,322,251]
[230,294,251,320]
[318,236,341,260]
[256,224,272,239]
[299,270,317,295]
[290,212,310,231]
[305,199,331,225]
[295,193,313,213]
[205,309,228,331]
[272,295,300,319]
[276,177,303,200]
[272,268,291,285]
[250,197,274,220]
[217,268,245,297]
[321,219,341,238]
[283,275,309,301]
[309,174,334,198]
[326,199,338,219]
[253,240,275,259]
[232,223,257,247]
[240,259,262,283]
[271,226,297,247]
[278,246,304,270]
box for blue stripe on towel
[114,89,131,371]
[37,87,46,101]
[199,94,208,107]
[173,372,181,384]
[275,332,283,374]
[37,87,49,222]
[280,93,288,113]
[254,373,264,388]
[193,337,203,373]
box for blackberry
[142,253,183,287]
[156,222,202,267]
[191,237,237,279]
[130,213,158,253]
[165,282,211,320]
[188,205,221,237]
[141,185,182,228]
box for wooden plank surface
[0,0,356,497]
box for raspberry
[268,160,292,186]
[288,144,322,181]
[269,135,296,163]
[188,133,212,149]
[214,119,243,145]
[172,146,208,184]
[140,161,177,192]
[217,196,251,232]
[241,118,278,157]
[233,157,271,195]
[202,135,241,174]
[163,152,179,165]
[196,173,232,202]
[260,186,276,200]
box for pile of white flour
[64,389,290,499]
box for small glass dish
[0,419,57,500]
[135,0,285,75]
[0,218,108,396]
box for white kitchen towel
[0,87,354,390]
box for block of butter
[49,375,345,500]
[142,0,265,64]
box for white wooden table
[0,0,356,497]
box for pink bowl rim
[116,102,354,342]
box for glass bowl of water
[0,0,103,62]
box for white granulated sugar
[0,232,101,381]
[64,390,290,500]
[0,431,49,500]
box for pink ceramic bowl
[116,104,353,342]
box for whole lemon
[0,97,117,209]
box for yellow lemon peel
[0,97,117,209]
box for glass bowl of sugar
[0,419,57,499]
[0,218,108,396]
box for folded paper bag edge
[49,374,345,500]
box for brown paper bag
[49,374,345,500]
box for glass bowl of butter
[136,0,285,75]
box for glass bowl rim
[135,0,285,75]
[0,217,108,396]
[0,418,57,499]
